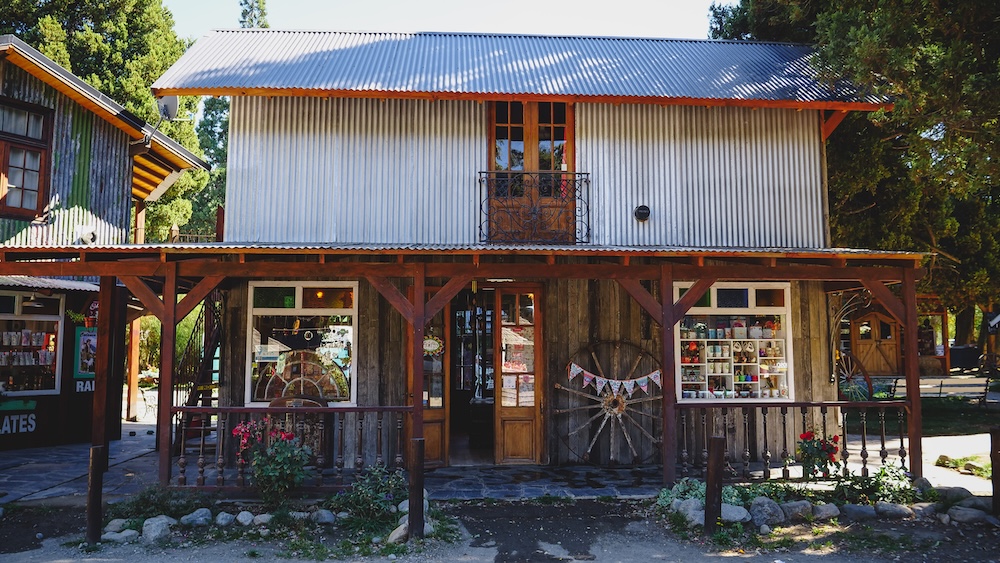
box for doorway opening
[448,288,495,466]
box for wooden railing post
[86,445,105,546]
[408,438,425,540]
[704,436,725,536]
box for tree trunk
[953,306,976,346]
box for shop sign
[74,326,97,389]
[0,399,37,434]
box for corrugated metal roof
[0,35,208,200]
[0,241,923,260]
[0,275,98,292]
[152,30,884,107]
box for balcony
[479,171,591,244]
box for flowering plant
[797,431,840,479]
[233,418,313,507]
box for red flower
[832,435,840,443]
[800,431,814,440]
[828,454,837,463]
[280,431,295,441]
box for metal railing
[170,404,412,490]
[478,171,591,244]
[676,400,909,480]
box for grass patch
[106,485,215,521]
[934,455,993,479]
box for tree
[709,1,1000,341]
[240,0,269,29]
[0,0,208,241]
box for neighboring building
[0,35,206,450]
[1,30,925,484]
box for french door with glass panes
[494,286,544,464]
[489,101,575,243]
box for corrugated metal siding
[155,30,882,106]
[227,97,484,244]
[579,104,825,248]
[0,62,131,246]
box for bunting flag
[637,376,649,394]
[566,362,661,397]
[609,379,623,396]
[568,363,584,382]
[650,370,662,388]
[622,379,636,397]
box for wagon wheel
[556,341,661,465]
[836,351,873,401]
[978,353,1000,405]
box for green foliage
[233,419,313,508]
[711,0,1000,312]
[935,455,993,479]
[239,0,270,29]
[832,464,915,505]
[797,431,841,479]
[324,464,408,534]
[107,485,213,520]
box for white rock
[311,509,336,525]
[215,512,235,527]
[336,511,350,519]
[759,524,772,535]
[236,511,255,526]
[720,503,752,523]
[397,498,430,514]
[104,518,128,533]
[141,516,174,544]
[180,507,213,527]
[387,522,408,544]
[253,514,273,526]
[101,529,140,543]
[937,513,951,526]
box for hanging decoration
[566,362,662,397]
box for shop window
[0,291,64,395]
[0,101,50,219]
[247,282,356,404]
[675,283,792,402]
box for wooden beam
[120,276,165,320]
[366,275,415,324]
[617,278,663,325]
[672,277,717,321]
[425,275,473,322]
[176,275,225,321]
[157,264,177,486]
[0,262,161,277]
[823,110,849,140]
[660,265,677,485]
[902,269,923,478]
[410,264,426,438]
[861,279,906,325]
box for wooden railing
[676,401,909,480]
[170,405,412,490]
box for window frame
[245,281,359,406]
[673,281,795,403]
[0,98,52,220]
[488,101,575,174]
[0,290,65,397]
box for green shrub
[107,485,213,521]
[833,464,914,505]
[324,464,408,534]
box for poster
[74,327,97,379]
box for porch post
[902,269,923,477]
[408,264,426,540]
[158,264,178,485]
[660,265,677,485]
[91,276,116,471]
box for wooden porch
[0,244,926,495]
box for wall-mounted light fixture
[634,205,651,222]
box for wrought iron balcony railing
[478,171,591,244]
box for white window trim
[245,281,358,406]
[0,291,64,397]
[673,282,794,402]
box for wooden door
[409,289,449,467]
[489,101,575,243]
[851,312,900,376]
[494,287,544,464]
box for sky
[162,0,734,42]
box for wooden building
[0,31,925,486]
[0,36,205,450]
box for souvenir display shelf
[678,315,790,401]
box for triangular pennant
[637,376,649,394]
[609,379,623,395]
[622,379,636,397]
[595,377,608,393]
[582,372,595,388]
[568,363,584,381]
[649,370,662,388]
